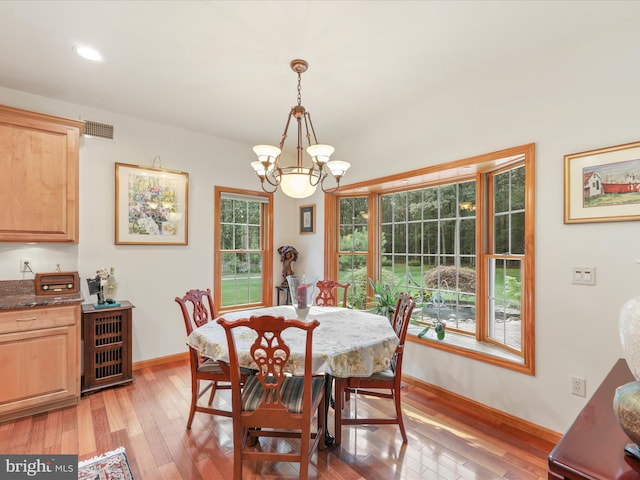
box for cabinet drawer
[0,304,78,334]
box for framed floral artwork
[115,163,189,244]
[564,141,640,224]
[299,204,315,234]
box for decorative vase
[286,274,319,320]
[619,296,640,380]
[614,381,640,447]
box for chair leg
[394,389,408,443]
[207,381,217,405]
[334,378,343,446]
[187,378,199,429]
[232,424,244,480]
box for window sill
[407,323,529,373]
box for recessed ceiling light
[73,45,102,62]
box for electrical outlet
[571,376,586,397]
[19,258,33,273]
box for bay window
[325,144,535,373]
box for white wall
[1,15,639,435]
[0,87,300,363]
[313,15,640,434]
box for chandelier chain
[297,72,302,106]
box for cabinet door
[0,106,83,242]
[0,323,80,417]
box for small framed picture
[564,141,640,224]
[115,162,189,244]
[299,204,315,234]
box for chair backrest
[315,280,351,307]
[217,314,319,424]
[390,292,415,373]
[175,288,215,335]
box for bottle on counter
[104,267,118,303]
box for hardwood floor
[0,359,556,479]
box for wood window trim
[214,186,274,314]
[324,143,535,375]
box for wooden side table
[548,358,640,479]
[275,285,291,305]
[81,301,134,394]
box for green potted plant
[367,277,401,321]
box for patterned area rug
[78,447,134,480]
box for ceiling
[1,0,639,148]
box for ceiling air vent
[84,120,115,140]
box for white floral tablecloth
[186,305,399,378]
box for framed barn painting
[115,162,189,244]
[564,141,640,224]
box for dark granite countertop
[0,279,83,310]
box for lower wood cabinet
[81,301,134,394]
[0,303,81,422]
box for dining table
[186,305,399,445]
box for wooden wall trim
[402,373,562,445]
[132,352,188,371]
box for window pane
[408,222,422,254]
[354,226,368,251]
[440,184,456,218]
[234,224,247,249]
[233,200,247,223]
[220,224,234,249]
[460,218,476,255]
[393,224,406,253]
[381,195,393,223]
[423,221,438,255]
[459,181,477,218]
[248,201,260,224]
[381,224,393,254]
[440,220,455,255]
[248,225,260,249]
[494,214,509,254]
[488,257,522,352]
[511,212,525,255]
[220,199,233,222]
[494,171,510,213]
[340,198,354,224]
[511,166,525,210]
[424,188,438,220]
[353,197,369,225]
[340,225,354,251]
[393,193,407,222]
[408,190,423,221]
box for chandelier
[251,59,350,198]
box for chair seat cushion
[242,375,324,413]
[366,365,396,381]
[197,358,225,374]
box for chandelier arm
[320,175,341,194]
[259,176,279,194]
[308,164,325,187]
[303,113,313,147]
[306,112,320,145]
[262,166,282,187]
[278,109,295,152]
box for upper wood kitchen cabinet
[0,105,84,243]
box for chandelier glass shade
[251,59,350,198]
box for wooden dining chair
[334,292,416,445]
[175,288,234,428]
[315,280,351,307]
[217,314,326,480]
